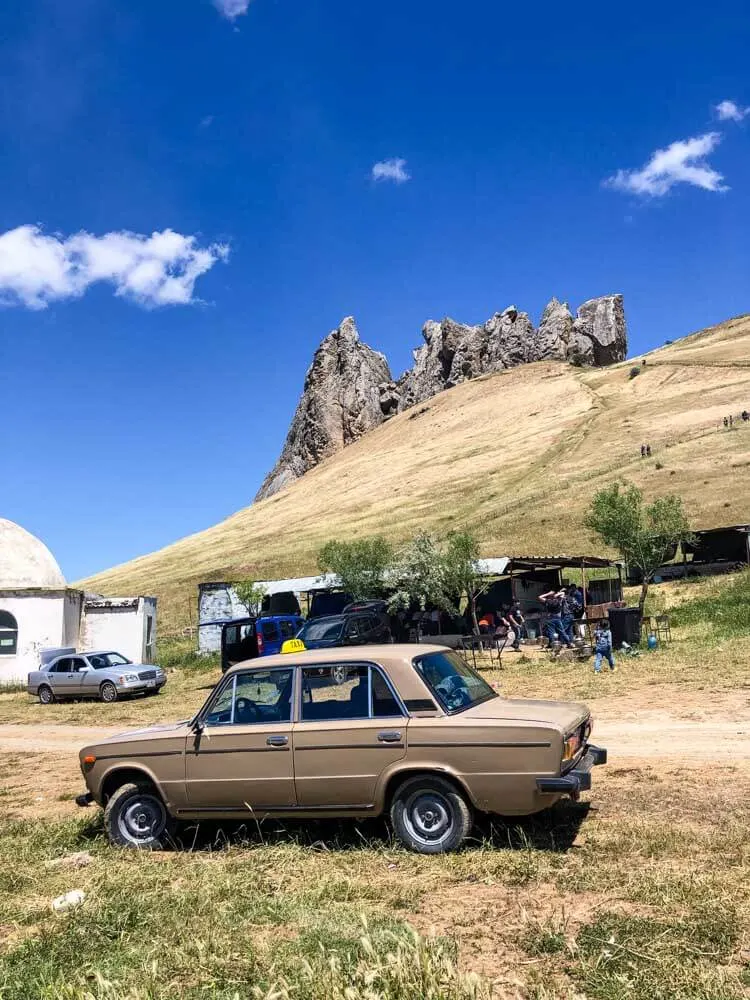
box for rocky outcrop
[257,294,627,497]
[255,317,392,500]
[571,294,627,366]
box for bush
[629,366,641,379]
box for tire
[100,681,118,703]
[390,775,473,854]
[103,781,173,849]
[38,684,55,705]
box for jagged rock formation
[255,317,391,500]
[571,295,627,366]
[257,294,627,498]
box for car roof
[226,643,447,673]
[223,644,451,709]
[302,614,346,624]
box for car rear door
[292,661,408,808]
[259,620,281,656]
[49,658,84,698]
[185,667,296,811]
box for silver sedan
[27,651,167,704]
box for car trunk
[461,696,589,734]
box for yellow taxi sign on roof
[281,638,306,655]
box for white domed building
[0,519,156,684]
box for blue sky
[1,0,749,581]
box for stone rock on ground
[255,317,392,501]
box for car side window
[301,664,369,721]
[344,619,361,640]
[71,658,88,672]
[261,621,279,642]
[371,666,403,717]
[204,669,294,726]
[279,619,297,639]
[53,658,72,673]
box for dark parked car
[296,612,391,650]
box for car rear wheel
[390,775,472,854]
[104,781,172,849]
[100,681,118,703]
[38,684,55,705]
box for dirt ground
[1,688,747,822]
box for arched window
[0,610,18,656]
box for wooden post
[581,558,587,611]
[746,530,750,567]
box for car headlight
[119,673,140,684]
[563,734,581,761]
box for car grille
[138,670,157,681]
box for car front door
[293,662,408,808]
[185,667,296,812]
[260,620,281,656]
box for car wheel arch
[100,765,166,806]
[380,765,478,813]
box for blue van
[220,615,304,673]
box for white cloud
[213,0,251,20]
[715,99,750,122]
[371,158,411,184]
[604,132,726,197]
[0,226,229,310]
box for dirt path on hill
[0,712,748,762]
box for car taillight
[257,631,264,654]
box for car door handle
[266,735,288,747]
[377,731,402,743]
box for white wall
[80,598,158,665]
[197,584,247,655]
[0,591,67,684]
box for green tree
[442,530,490,634]
[583,482,694,614]
[387,532,453,614]
[317,536,394,600]
[233,579,267,616]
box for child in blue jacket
[593,623,616,673]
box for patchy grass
[0,761,748,997]
[670,569,750,639]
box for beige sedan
[77,645,605,853]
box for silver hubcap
[102,685,116,702]
[118,794,166,846]
[40,688,51,703]
[403,790,453,846]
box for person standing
[593,621,616,673]
[539,590,573,648]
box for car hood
[461,696,589,733]
[83,720,191,753]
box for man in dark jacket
[539,590,573,648]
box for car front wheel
[100,681,118,703]
[103,782,173,849]
[38,684,55,705]
[390,775,472,854]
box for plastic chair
[653,614,672,644]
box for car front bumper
[117,679,167,695]
[536,744,607,796]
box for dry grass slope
[80,313,750,629]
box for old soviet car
[29,651,166,704]
[76,645,605,854]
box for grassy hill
[79,312,750,630]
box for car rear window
[413,650,497,714]
[300,618,345,642]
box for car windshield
[413,650,497,713]
[88,652,132,669]
[299,617,345,641]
